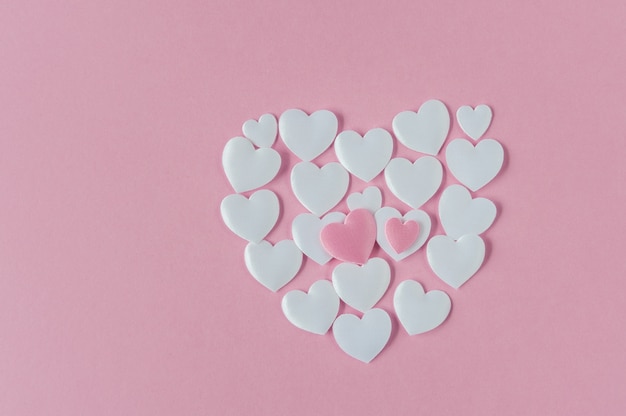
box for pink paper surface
[1,1,626,415]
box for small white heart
[394,280,451,335]
[374,207,431,261]
[282,280,339,335]
[346,186,382,213]
[392,99,450,155]
[220,190,279,243]
[291,162,349,216]
[439,184,496,240]
[279,109,338,161]
[244,240,303,292]
[332,257,390,312]
[456,105,492,140]
[332,308,391,363]
[384,156,443,209]
[427,234,485,289]
[242,113,277,148]
[446,138,504,191]
[292,212,346,265]
[334,128,393,182]
[222,137,281,193]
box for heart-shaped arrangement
[221,100,504,363]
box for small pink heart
[385,218,419,254]
[320,209,376,264]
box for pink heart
[385,218,419,254]
[320,209,376,264]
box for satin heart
[332,308,391,363]
[242,113,277,148]
[346,186,382,213]
[334,128,393,181]
[374,207,431,261]
[445,138,504,191]
[320,209,376,264]
[222,137,281,193]
[220,190,279,243]
[279,109,338,161]
[456,105,492,140]
[385,218,419,254]
[392,99,450,155]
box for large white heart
[279,109,338,161]
[291,161,349,216]
[220,190,279,243]
[244,240,303,292]
[292,212,346,265]
[384,156,443,209]
[392,99,450,155]
[394,280,451,335]
[282,280,339,335]
[427,234,485,289]
[439,184,496,239]
[374,207,431,261]
[242,113,277,148]
[222,137,281,193]
[334,128,393,182]
[456,105,492,140]
[332,308,391,363]
[331,257,390,312]
[446,138,504,191]
[346,186,382,213]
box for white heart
[220,190,279,243]
[384,156,443,209]
[374,207,431,261]
[346,186,382,213]
[394,280,451,335]
[332,308,391,363]
[291,162,349,216]
[292,212,346,265]
[446,138,504,191]
[456,105,492,140]
[427,234,485,289]
[279,109,338,161]
[242,113,277,148]
[222,137,281,193]
[392,99,450,155]
[282,280,339,335]
[334,128,393,182]
[332,258,390,312]
[439,184,496,240]
[244,240,303,292]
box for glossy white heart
[242,113,277,148]
[334,128,393,181]
[446,138,504,191]
[282,280,339,335]
[394,280,451,335]
[427,234,485,289]
[332,308,391,363]
[439,184,496,239]
[291,162,349,216]
[346,186,382,213]
[244,240,303,292]
[279,109,338,161]
[222,137,281,193]
[374,207,431,261]
[456,105,492,140]
[332,257,390,312]
[392,99,450,155]
[220,190,279,243]
[384,156,443,209]
[292,212,346,265]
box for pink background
[1,1,626,414]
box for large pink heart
[385,218,419,254]
[320,209,376,264]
